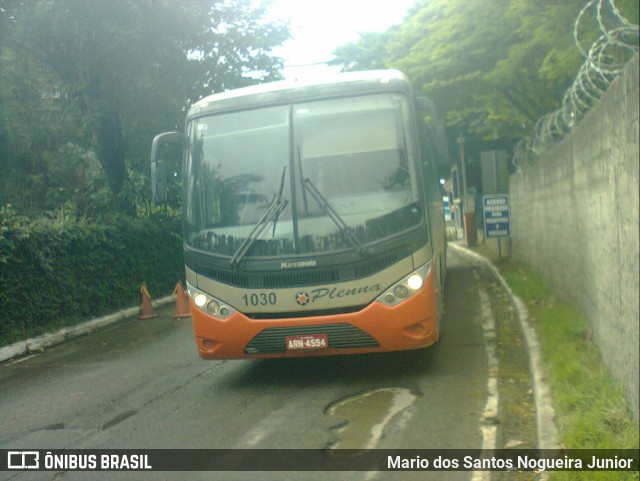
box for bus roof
[187,69,412,118]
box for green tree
[332,0,637,140]
[331,30,396,72]
[0,0,288,212]
[0,13,86,212]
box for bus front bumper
[191,271,440,360]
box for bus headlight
[187,282,235,319]
[407,274,423,290]
[377,261,432,306]
[207,300,220,315]
[194,293,208,308]
[393,285,409,298]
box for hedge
[0,211,184,346]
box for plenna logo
[295,292,310,306]
[296,284,383,305]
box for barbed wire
[512,0,638,169]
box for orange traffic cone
[173,282,191,318]
[138,282,157,319]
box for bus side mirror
[150,131,183,204]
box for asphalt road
[1,250,531,481]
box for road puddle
[326,387,416,450]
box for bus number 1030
[242,292,277,307]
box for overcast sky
[266,0,418,80]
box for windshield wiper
[230,195,289,267]
[271,166,287,237]
[302,178,368,256]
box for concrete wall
[509,56,639,419]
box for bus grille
[206,249,405,288]
[246,304,366,319]
[244,323,379,355]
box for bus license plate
[286,334,328,351]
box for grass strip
[495,259,638,480]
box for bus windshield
[183,93,423,259]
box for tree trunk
[96,110,126,196]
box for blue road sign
[443,195,451,221]
[483,195,510,238]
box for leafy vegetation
[470,242,639,478]
[0,0,289,213]
[332,0,639,142]
[0,0,289,343]
[0,207,183,345]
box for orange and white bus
[151,70,447,359]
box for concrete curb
[0,294,176,364]
[449,243,559,450]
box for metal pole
[457,134,468,210]
[457,134,477,246]
[493,150,499,253]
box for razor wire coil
[512,0,638,169]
